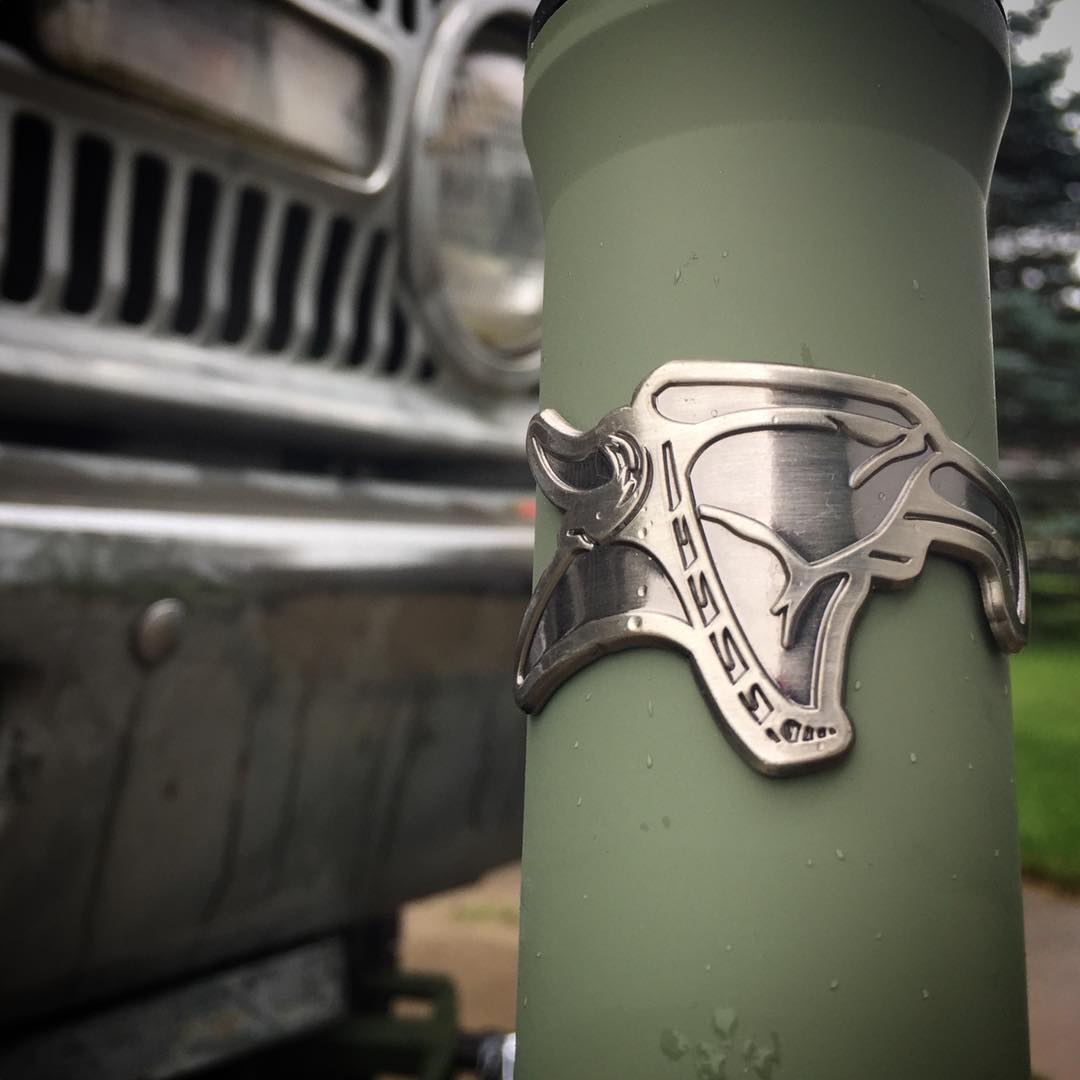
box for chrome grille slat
[326,224,376,368]
[33,119,72,313]
[420,0,443,32]
[0,103,13,302]
[396,307,428,381]
[375,3,400,30]
[356,235,399,371]
[194,177,241,345]
[92,140,135,326]
[0,104,13,293]
[285,207,333,360]
[145,157,191,334]
[239,190,288,355]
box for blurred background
[0,0,1076,1078]
[993,0,1080,891]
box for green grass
[1012,640,1080,890]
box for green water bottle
[513,0,1031,1077]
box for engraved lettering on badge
[710,627,747,685]
[514,360,1030,777]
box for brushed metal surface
[0,445,530,1027]
[0,938,348,1079]
[515,360,1029,776]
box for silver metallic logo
[514,361,1029,776]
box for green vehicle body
[516,1,1029,1077]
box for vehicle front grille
[1,105,434,382]
[0,6,533,465]
[357,0,431,33]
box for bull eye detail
[514,360,1030,779]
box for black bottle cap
[529,0,1005,51]
[529,0,571,49]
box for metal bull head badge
[514,361,1029,777]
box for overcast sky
[1011,2,1080,90]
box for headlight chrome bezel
[407,0,541,391]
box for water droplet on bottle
[576,796,583,806]
[994,848,1001,857]
[835,848,846,861]
[535,951,542,958]
[806,858,814,867]
[696,1042,727,1079]
[912,278,920,291]
[595,510,603,521]
[573,740,580,749]
[724,944,733,953]
[721,250,729,258]
[627,615,643,631]
[522,995,528,1008]
[922,988,930,1000]
[646,753,654,769]
[638,527,649,539]
[648,700,655,717]
[967,762,974,770]
[712,1006,737,1037]
[909,752,918,764]
[583,893,589,900]
[662,815,672,828]
[829,979,840,991]
[875,931,884,941]
[951,873,958,880]
[854,679,862,691]
[705,962,712,972]
[660,1028,690,1061]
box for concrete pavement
[1025,882,1080,1080]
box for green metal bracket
[199,972,465,1080]
[321,973,461,1080]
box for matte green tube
[516,1,1029,1077]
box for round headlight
[409,1,542,388]
[434,50,544,355]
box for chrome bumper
[0,445,531,1027]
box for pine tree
[991,1,1080,451]
[991,2,1080,579]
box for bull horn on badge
[514,360,1029,778]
